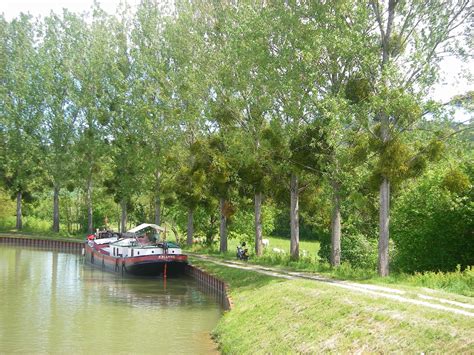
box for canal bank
[190,257,474,353]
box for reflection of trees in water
[105,280,221,309]
[82,268,221,309]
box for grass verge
[191,258,474,353]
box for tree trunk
[187,208,194,246]
[52,184,60,232]
[378,177,390,276]
[254,191,263,256]
[16,191,22,230]
[120,199,127,233]
[219,197,227,253]
[154,170,161,225]
[330,181,341,267]
[87,177,93,233]
[290,173,299,260]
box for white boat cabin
[108,238,182,258]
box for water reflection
[0,245,221,354]
[81,265,219,310]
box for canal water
[0,245,221,354]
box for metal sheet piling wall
[0,236,83,253]
[185,264,233,311]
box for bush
[392,167,473,273]
[319,232,377,269]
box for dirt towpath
[190,254,474,318]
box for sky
[2,0,141,19]
[1,0,473,116]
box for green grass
[191,259,474,354]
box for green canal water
[0,245,222,354]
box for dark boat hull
[84,243,188,277]
[124,259,187,276]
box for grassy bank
[187,237,474,297]
[191,258,474,353]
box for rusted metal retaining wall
[0,236,83,253]
[185,264,233,311]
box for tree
[69,8,113,233]
[208,3,276,256]
[38,12,78,232]
[362,0,473,276]
[0,14,42,230]
[165,1,213,244]
[131,0,177,226]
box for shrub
[392,167,473,273]
[319,232,377,269]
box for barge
[84,223,188,276]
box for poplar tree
[363,0,472,276]
[0,15,42,230]
[131,0,176,226]
[38,12,78,232]
[211,3,274,256]
[70,8,112,233]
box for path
[191,254,474,318]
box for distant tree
[208,3,275,256]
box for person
[237,242,249,261]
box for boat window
[137,251,140,255]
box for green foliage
[319,232,377,269]
[345,75,372,104]
[392,164,473,272]
[228,202,277,245]
[441,168,471,194]
[0,189,15,219]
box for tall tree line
[0,0,472,276]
